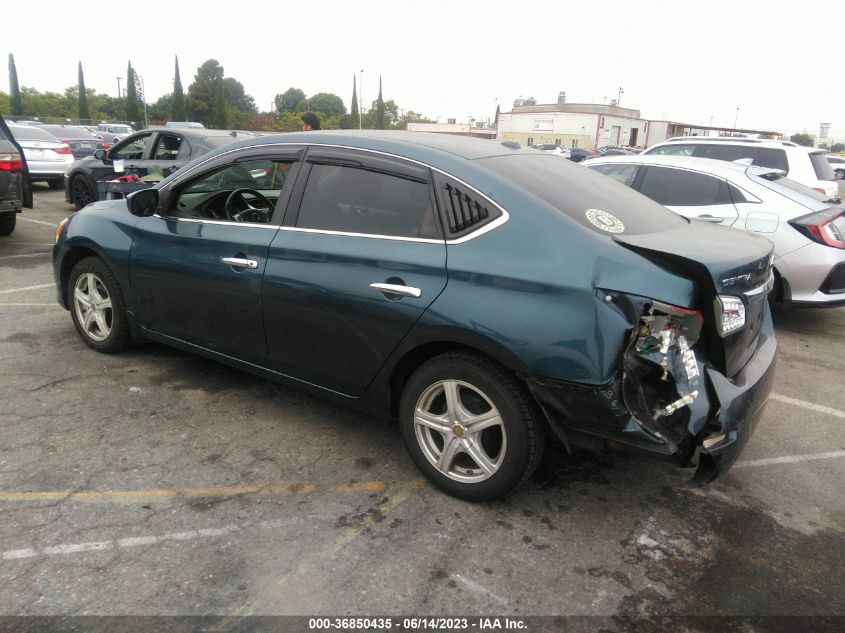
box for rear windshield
[752,173,830,210]
[9,125,59,142]
[477,154,688,235]
[810,153,835,180]
[42,126,96,139]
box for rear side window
[693,144,749,162]
[754,147,789,172]
[810,153,835,180]
[638,166,732,206]
[478,154,687,235]
[297,164,440,239]
[589,163,638,187]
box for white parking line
[770,393,845,420]
[18,217,59,228]
[0,252,51,261]
[2,524,241,561]
[734,450,845,468]
[0,283,54,295]
[0,303,57,307]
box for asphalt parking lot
[0,186,843,627]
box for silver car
[8,124,74,189]
[585,154,845,307]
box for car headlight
[714,295,745,336]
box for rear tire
[836,169,845,180]
[0,213,16,236]
[399,352,544,501]
[68,257,130,353]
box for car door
[262,147,448,396]
[635,165,740,225]
[129,147,304,363]
[146,132,191,177]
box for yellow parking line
[0,482,396,503]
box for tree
[790,133,815,147]
[77,62,90,120]
[222,77,256,115]
[186,59,224,126]
[494,104,500,127]
[275,87,306,114]
[350,76,359,120]
[832,143,845,153]
[213,79,228,128]
[307,92,345,117]
[125,61,140,123]
[375,77,385,129]
[362,98,398,129]
[8,54,22,116]
[172,55,186,121]
[513,96,536,107]
[148,93,173,123]
[395,109,434,130]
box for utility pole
[116,77,122,99]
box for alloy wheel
[73,272,113,342]
[413,379,507,483]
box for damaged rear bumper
[525,308,777,483]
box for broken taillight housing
[789,208,845,249]
[714,295,745,336]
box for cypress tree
[78,62,90,120]
[213,79,228,128]
[8,54,22,116]
[376,76,384,130]
[350,76,358,119]
[126,61,140,123]
[172,55,186,121]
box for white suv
[643,137,838,200]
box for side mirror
[126,188,159,217]
[93,148,108,161]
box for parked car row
[0,114,33,235]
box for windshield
[752,173,832,210]
[478,154,688,235]
[115,126,133,134]
[9,125,59,142]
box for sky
[2,0,841,136]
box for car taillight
[54,145,73,155]
[100,143,110,150]
[641,300,704,349]
[0,152,23,171]
[813,187,826,195]
[789,208,845,249]
[714,296,746,336]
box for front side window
[152,134,185,160]
[693,144,750,162]
[111,134,151,160]
[297,164,439,239]
[173,159,294,223]
[638,166,732,206]
[589,163,638,187]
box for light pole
[617,86,624,106]
[467,114,474,137]
[358,68,364,130]
[116,77,122,99]
[136,73,148,128]
[734,107,739,131]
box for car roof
[207,130,536,162]
[584,153,785,178]
[660,136,798,147]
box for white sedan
[828,155,845,180]
[8,124,74,189]
[584,153,845,308]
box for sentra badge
[585,209,625,233]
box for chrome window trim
[166,142,510,244]
[152,215,279,230]
[277,225,443,244]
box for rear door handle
[221,257,258,269]
[695,215,724,223]
[369,283,422,298]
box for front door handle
[695,215,724,223]
[369,283,422,298]
[221,257,258,269]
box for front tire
[70,175,96,210]
[399,352,544,501]
[836,169,845,180]
[68,257,130,353]
[0,213,16,236]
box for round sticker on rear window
[585,209,625,233]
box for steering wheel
[224,188,274,222]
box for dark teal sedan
[53,131,777,501]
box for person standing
[301,112,321,131]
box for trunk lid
[614,221,774,377]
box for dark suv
[0,114,33,236]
